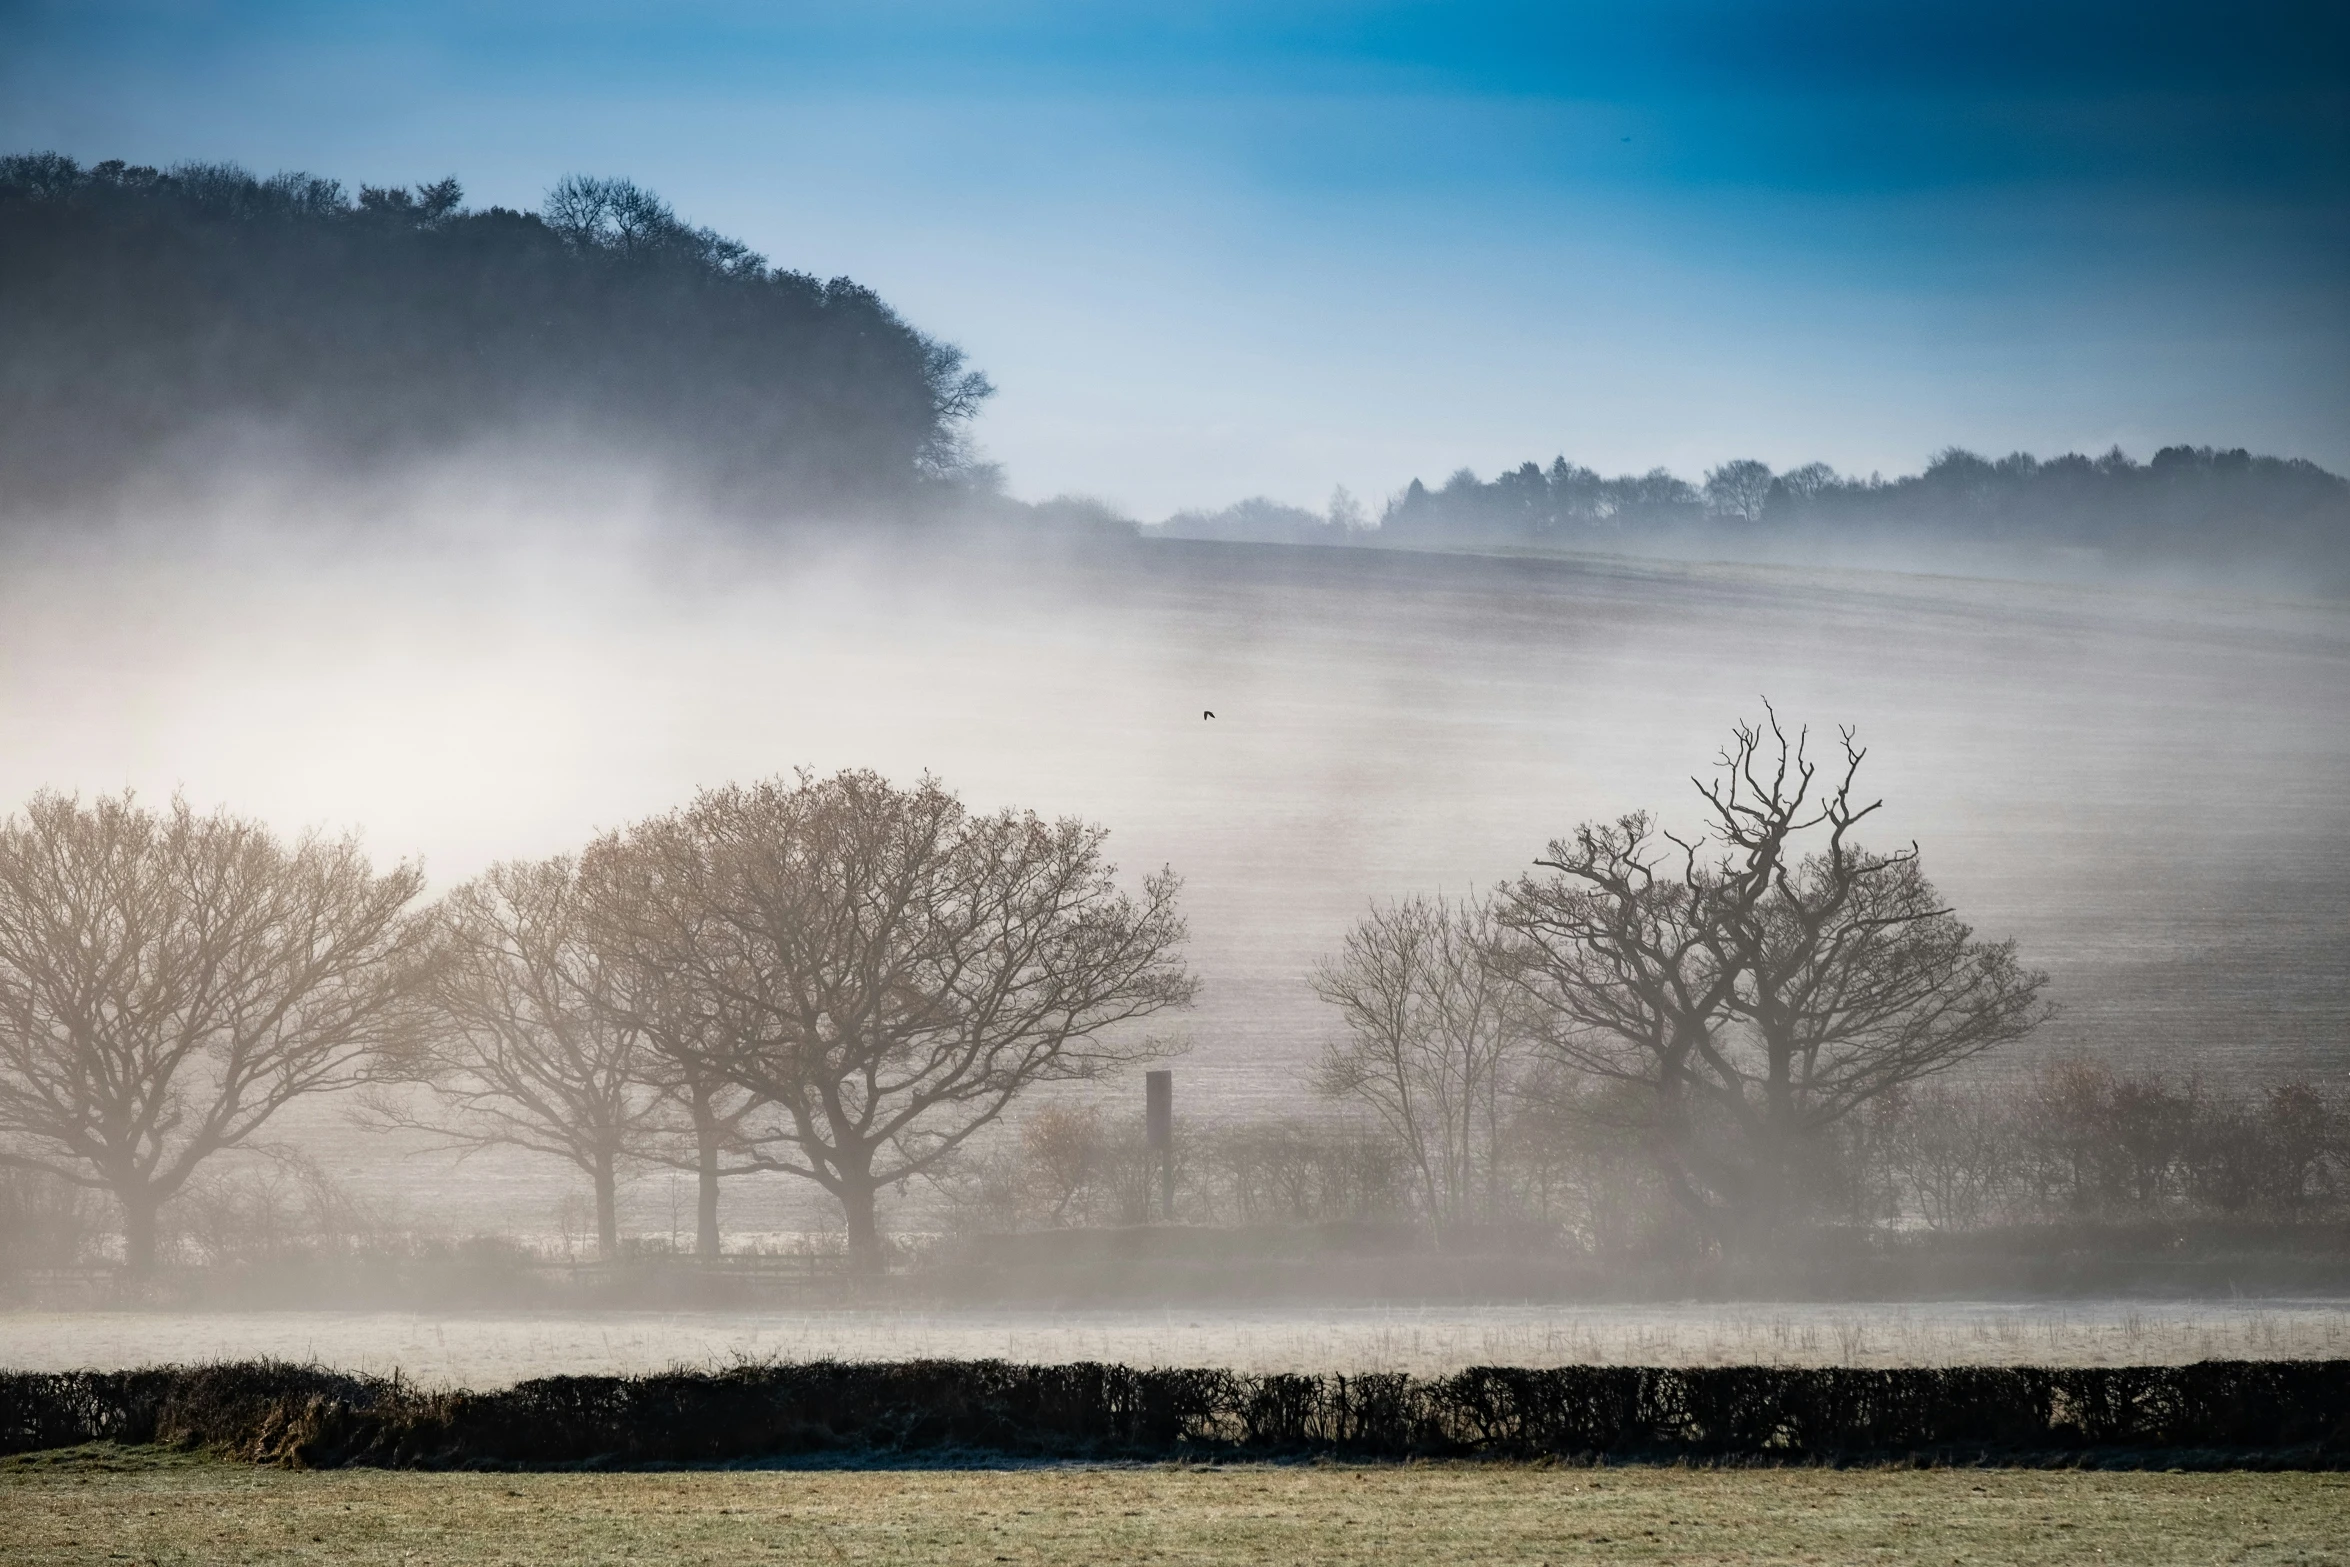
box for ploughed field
[6,1300,2347,1386]
[3,1448,2343,1567]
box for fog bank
[2,479,2344,1234]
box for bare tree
[1310,893,1527,1226]
[604,770,1196,1271]
[1702,729,2050,1207]
[1020,1103,1108,1226]
[634,1037,771,1260]
[576,836,779,1260]
[1490,811,1746,1230]
[1497,712,2048,1237]
[541,173,766,275]
[1702,459,1775,525]
[2259,1082,2343,1212]
[379,856,667,1259]
[1777,461,1842,505]
[0,792,428,1271]
[1327,485,1369,535]
[1880,1083,2017,1230]
[2017,1058,2124,1214]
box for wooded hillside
[0,154,992,515]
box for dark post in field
[1146,1069,1174,1222]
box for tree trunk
[593,1155,619,1261]
[838,1178,884,1275]
[695,1119,722,1262]
[119,1188,160,1274]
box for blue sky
[6,1,2344,515]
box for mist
[1,450,2341,1258]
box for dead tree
[0,792,428,1271]
[606,770,1195,1272]
[1496,711,2048,1237]
[383,856,668,1259]
[1310,892,1528,1226]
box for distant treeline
[0,153,992,514]
[1382,447,2350,575]
[1158,447,2350,584]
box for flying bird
[1202,710,1215,720]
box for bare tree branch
[1310,891,1529,1226]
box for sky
[4,0,2344,517]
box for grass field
[3,1447,2342,1566]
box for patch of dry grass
[2,1447,2343,1566]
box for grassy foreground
[1,1448,2343,1566]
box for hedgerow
[4,1359,2344,1468]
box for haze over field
[2,489,2342,1234]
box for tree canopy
[585,770,1196,1269]
[0,153,993,516]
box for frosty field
[10,1452,2345,1567]
[6,1299,2346,1386]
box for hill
[0,154,992,517]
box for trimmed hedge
[3,1360,2345,1468]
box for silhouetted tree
[1371,442,2348,580]
[1773,461,1842,506]
[1703,459,1775,525]
[1864,1065,2346,1224]
[1016,1104,1111,1226]
[0,793,428,1271]
[1877,1082,2017,1230]
[1497,713,2049,1238]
